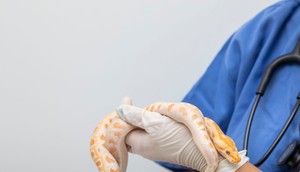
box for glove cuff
[215,150,249,172]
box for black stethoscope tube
[243,94,261,154]
[243,38,300,167]
[251,94,299,167]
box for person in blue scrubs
[157,0,300,171]
[119,0,300,171]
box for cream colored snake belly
[90,99,241,172]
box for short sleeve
[182,34,240,131]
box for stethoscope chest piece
[278,141,300,172]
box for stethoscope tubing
[243,38,300,167]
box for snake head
[218,137,241,164]
[205,117,241,164]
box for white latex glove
[116,105,249,172]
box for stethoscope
[243,38,300,171]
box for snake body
[90,100,240,172]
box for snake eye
[226,150,231,155]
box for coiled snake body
[90,99,241,172]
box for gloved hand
[116,104,249,172]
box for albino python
[90,98,241,172]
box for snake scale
[90,98,241,172]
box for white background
[0,0,277,171]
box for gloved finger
[126,129,154,155]
[116,105,144,128]
[121,96,132,105]
[116,104,170,131]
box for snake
[90,98,241,172]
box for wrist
[236,162,262,172]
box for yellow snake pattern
[90,101,240,172]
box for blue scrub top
[158,0,300,171]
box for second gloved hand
[116,104,210,171]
